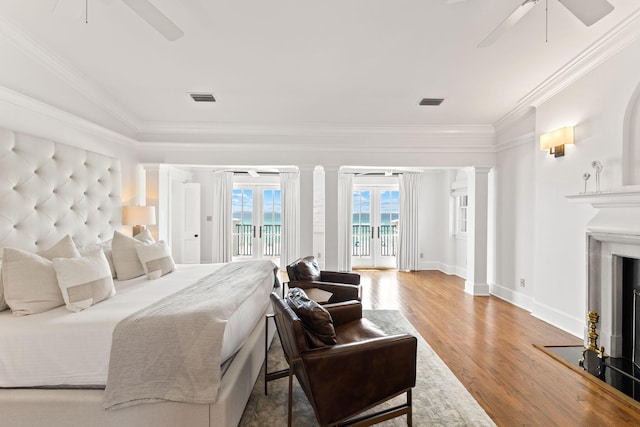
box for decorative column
[465,167,491,296]
[323,165,340,271]
[299,165,315,261]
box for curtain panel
[398,172,420,271]
[211,171,233,263]
[337,173,354,272]
[280,171,300,268]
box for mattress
[0,263,273,388]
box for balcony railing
[233,224,281,257]
[234,223,394,258]
[352,224,398,257]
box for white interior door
[352,186,399,268]
[181,183,201,263]
[170,181,201,263]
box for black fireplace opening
[621,256,640,366]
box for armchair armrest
[289,280,361,303]
[299,334,417,425]
[323,301,362,326]
[320,270,360,285]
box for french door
[351,187,399,268]
[232,185,281,264]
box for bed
[0,127,277,426]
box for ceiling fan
[52,0,183,41]
[476,0,615,48]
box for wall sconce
[122,205,156,236]
[540,126,574,157]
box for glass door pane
[232,189,253,257]
[352,190,371,258]
[262,189,281,258]
[379,190,399,258]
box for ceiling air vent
[189,93,216,102]
[419,98,444,106]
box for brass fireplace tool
[579,311,607,377]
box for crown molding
[495,131,536,153]
[495,7,640,129]
[135,122,495,139]
[0,15,141,133]
[136,140,497,154]
[0,85,137,148]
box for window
[456,195,468,235]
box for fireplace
[568,190,640,359]
[586,230,640,359]
[566,191,640,400]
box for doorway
[232,185,281,264]
[351,186,399,268]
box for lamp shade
[122,206,156,226]
[540,126,574,151]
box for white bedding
[0,263,273,388]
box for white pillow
[111,229,155,280]
[77,239,116,278]
[2,235,81,316]
[135,241,175,280]
[38,235,81,260]
[2,248,64,316]
[53,249,115,312]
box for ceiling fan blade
[478,0,538,48]
[558,0,614,26]
[121,0,184,41]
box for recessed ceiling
[0,0,638,140]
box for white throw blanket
[103,260,277,410]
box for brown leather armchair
[269,289,417,426]
[286,256,362,303]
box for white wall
[418,170,462,274]
[0,25,135,137]
[493,110,536,311]
[494,37,640,337]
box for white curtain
[280,171,300,267]
[337,172,353,272]
[398,172,420,271]
[211,171,233,263]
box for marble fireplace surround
[568,190,640,358]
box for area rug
[239,310,496,426]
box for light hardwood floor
[356,269,640,426]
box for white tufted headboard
[0,127,121,254]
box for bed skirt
[0,304,275,427]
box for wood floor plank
[356,269,640,426]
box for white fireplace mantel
[566,189,640,209]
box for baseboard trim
[490,283,534,312]
[464,280,490,296]
[419,261,465,279]
[531,301,583,339]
